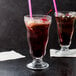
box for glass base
[26,58,49,70]
[50,49,76,57]
[55,50,71,56]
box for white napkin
[0,50,25,61]
[50,49,76,57]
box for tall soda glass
[24,15,52,70]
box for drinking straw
[53,0,63,42]
[53,0,58,16]
[53,0,59,36]
[47,9,53,15]
[28,0,32,18]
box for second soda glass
[55,11,75,55]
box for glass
[24,15,52,70]
[55,11,75,56]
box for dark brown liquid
[27,23,50,58]
[56,16,74,46]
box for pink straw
[53,0,58,16]
[53,0,63,42]
[28,0,32,18]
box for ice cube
[55,12,65,17]
[69,12,76,17]
[35,19,43,24]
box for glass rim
[55,11,76,13]
[24,14,51,16]
[54,11,76,17]
[24,14,52,19]
[24,14,52,23]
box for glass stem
[32,58,43,68]
[61,46,69,51]
[27,57,49,69]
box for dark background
[0,0,76,54]
[0,1,76,76]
